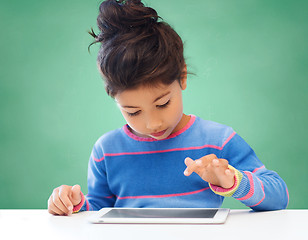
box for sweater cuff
[73,191,85,213]
[209,165,243,197]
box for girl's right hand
[48,184,82,216]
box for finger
[48,208,58,215]
[184,160,204,176]
[48,203,63,215]
[183,167,191,176]
[184,154,219,177]
[48,196,66,215]
[184,157,195,176]
[211,163,235,188]
[210,159,229,178]
[48,196,57,215]
[211,158,220,167]
[218,158,229,168]
[59,187,74,215]
[70,184,82,206]
[225,167,235,176]
[222,168,235,188]
[184,157,194,167]
[52,188,70,215]
[189,157,210,173]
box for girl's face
[115,78,188,140]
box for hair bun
[95,0,159,42]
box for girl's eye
[157,100,170,109]
[127,110,141,117]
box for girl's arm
[184,132,289,211]
[212,133,289,211]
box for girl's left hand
[183,154,235,189]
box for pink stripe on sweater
[104,144,222,157]
[99,131,237,158]
[85,199,89,211]
[104,195,115,199]
[286,187,289,207]
[237,171,254,201]
[93,155,104,162]
[252,165,265,173]
[249,195,265,208]
[117,187,210,200]
[221,131,236,148]
[248,177,265,208]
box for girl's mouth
[150,129,167,137]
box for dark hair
[88,0,186,97]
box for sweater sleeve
[212,132,289,211]
[75,143,116,212]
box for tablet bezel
[89,208,230,224]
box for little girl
[48,0,288,215]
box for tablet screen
[101,209,218,219]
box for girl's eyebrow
[153,91,171,103]
[122,105,139,109]
[121,91,171,109]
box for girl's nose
[146,114,163,131]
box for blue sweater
[77,115,288,212]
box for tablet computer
[89,208,229,224]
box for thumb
[70,184,82,206]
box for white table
[0,209,307,240]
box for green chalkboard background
[1,0,307,209]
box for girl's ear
[180,64,187,90]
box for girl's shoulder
[92,125,134,153]
[194,116,234,133]
[95,126,126,143]
[192,116,235,146]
